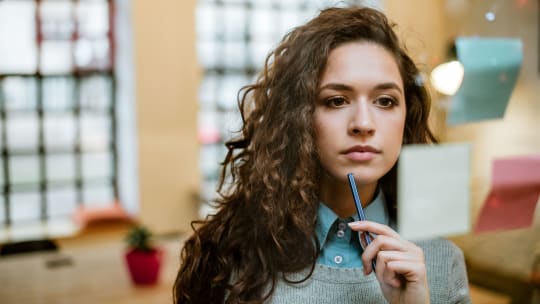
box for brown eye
[375,96,397,108]
[326,96,347,107]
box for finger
[361,236,423,274]
[382,264,403,288]
[386,260,427,283]
[377,250,423,264]
[374,253,403,288]
[348,220,400,239]
[361,235,408,265]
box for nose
[348,101,375,136]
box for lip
[342,145,381,161]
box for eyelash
[325,96,347,107]
[375,96,398,108]
[323,96,399,108]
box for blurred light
[430,60,464,96]
[485,11,496,21]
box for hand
[348,221,430,304]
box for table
[0,237,183,304]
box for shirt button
[336,230,345,238]
[333,255,343,264]
[338,222,347,230]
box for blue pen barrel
[347,173,377,272]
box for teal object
[448,37,522,125]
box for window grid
[196,0,369,210]
[0,0,117,228]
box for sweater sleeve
[448,242,472,304]
[419,239,472,304]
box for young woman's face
[314,41,406,188]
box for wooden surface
[0,225,510,304]
[0,234,183,304]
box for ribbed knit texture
[267,238,471,304]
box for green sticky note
[448,37,522,125]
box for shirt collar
[316,189,389,247]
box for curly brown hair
[174,6,437,304]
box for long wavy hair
[174,6,437,304]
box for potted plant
[124,225,163,285]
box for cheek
[385,118,406,152]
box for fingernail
[348,222,360,227]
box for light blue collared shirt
[316,189,390,268]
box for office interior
[0,0,538,303]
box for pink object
[71,202,133,229]
[124,248,164,285]
[198,127,221,144]
[475,155,540,232]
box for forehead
[320,41,403,89]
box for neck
[319,175,378,218]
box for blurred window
[0,0,117,236]
[195,0,374,215]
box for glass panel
[198,111,221,145]
[251,8,278,39]
[46,154,75,181]
[197,40,218,69]
[217,74,249,110]
[0,1,37,73]
[279,10,305,38]
[0,196,4,224]
[40,0,75,40]
[10,192,40,221]
[47,187,76,217]
[196,3,218,39]
[223,41,247,69]
[80,75,111,110]
[249,39,274,68]
[44,113,76,150]
[82,152,111,178]
[74,38,110,70]
[199,74,218,108]
[223,5,246,41]
[40,40,73,74]
[252,0,274,8]
[80,114,110,151]
[2,77,37,111]
[43,77,75,111]
[77,0,109,37]
[200,144,221,179]
[83,184,114,207]
[7,113,39,151]
[10,155,41,185]
[0,160,4,190]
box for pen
[347,173,377,272]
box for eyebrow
[318,82,403,95]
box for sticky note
[397,143,471,240]
[448,37,522,125]
[475,155,540,232]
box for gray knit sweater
[267,238,471,304]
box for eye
[375,96,398,108]
[325,96,347,107]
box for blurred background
[0,0,538,303]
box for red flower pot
[124,247,163,285]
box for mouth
[342,145,381,154]
[342,145,381,161]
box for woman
[174,6,470,304]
